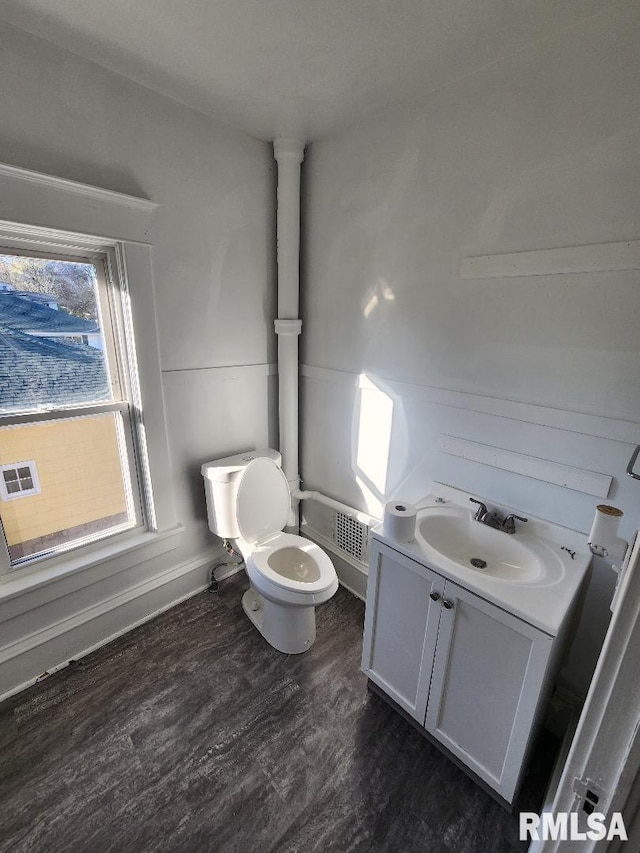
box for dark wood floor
[0,575,556,852]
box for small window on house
[0,461,40,500]
[0,244,146,569]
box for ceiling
[0,0,612,142]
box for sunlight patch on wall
[355,474,384,518]
[362,277,395,319]
[355,373,394,516]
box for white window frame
[0,164,181,589]
[0,460,41,501]
[0,239,150,570]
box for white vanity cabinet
[361,542,445,723]
[362,538,560,805]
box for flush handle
[429,591,440,602]
[442,599,454,610]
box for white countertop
[372,487,591,636]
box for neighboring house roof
[0,328,110,409]
[14,290,58,305]
[0,292,98,334]
[0,283,57,303]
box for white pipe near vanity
[292,487,379,528]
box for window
[0,461,40,500]
[0,242,147,570]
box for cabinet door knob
[429,591,440,602]
[442,599,454,610]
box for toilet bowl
[201,450,338,653]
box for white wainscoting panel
[300,364,640,445]
[0,552,212,702]
[301,363,640,699]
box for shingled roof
[13,290,58,305]
[0,291,98,334]
[0,328,110,410]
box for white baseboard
[0,552,213,703]
[213,561,245,582]
[335,572,367,603]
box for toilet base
[242,588,316,654]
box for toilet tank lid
[201,448,281,481]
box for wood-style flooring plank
[0,575,555,852]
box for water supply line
[273,138,305,529]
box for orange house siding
[0,415,129,548]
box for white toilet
[201,449,338,653]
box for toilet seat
[233,456,338,609]
[248,532,336,594]
[236,457,290,544]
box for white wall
[300,0,640,698]
[0,23,276,696]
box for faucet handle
[503,513,528,533]
[469,498,488,520]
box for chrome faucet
[469,498,527,534]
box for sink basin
[415,507,551,583]
[375,490,587,635]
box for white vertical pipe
[273,138,305,528]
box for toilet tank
[201,449,282,538]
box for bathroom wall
[0,23,276,696]
[300,0,640,698]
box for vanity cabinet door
[424,581,554,803]
[362,541,445,724]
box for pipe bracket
[273,139,305,162]
[274,319,302,335]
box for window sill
[0,525,184,605]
